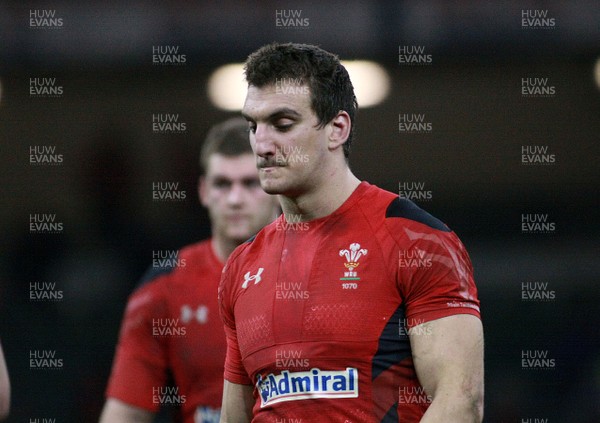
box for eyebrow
[241,107,302,123]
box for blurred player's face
[242,83,332,197]
[200,153,278,243]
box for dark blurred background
[0,1,599,422]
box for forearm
[220,380,254,423]
[419,387,483,423]
[0,342,10,420]
[99,398,154,423]
[410,315,484,423]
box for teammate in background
[219,43,484,422]
[99,118,280,423]
[0,339,10,421]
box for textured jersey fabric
[106,239,225,423]
[219,182,480,422]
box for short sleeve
[105,279,169,410]
[398,229,480,329]
[219,263,253,385]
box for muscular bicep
[99,398,154,423]
[409,314,484,421]
[220,380,254,423]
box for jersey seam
[355,193,402,293]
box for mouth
[258,162,285,172]
[226,214,248,223]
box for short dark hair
[244,42,357,158]
[199,117,253,174]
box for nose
[252,124,276,159]
[226,182,244,206]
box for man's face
[242,83,330,197]
[200,153,278,243]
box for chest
[232,229,402,357]
[163,266,225,361]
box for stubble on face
[243,84,325,198]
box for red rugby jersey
[219,182,480,422]
[106,240,225,423]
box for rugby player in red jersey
[99,118,280,423]
[219,43,484,422]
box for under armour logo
[180,305,209,324]
[242,268,264,289]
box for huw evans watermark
[521,145,555,165]
[30,77,63,97]
[275,214,310,232]
[398,46,432,65]
[275,349,310,368]
[275,78,309,95]
[152,113,187,133]
[152,46,186,65]
[399,181,432,202]
[521,214,555,234]
[275,281,309,300]
[30,350,63,369]
[152,318,186,337]
[29,214,63,233]
[275,9,309,29]
[152,182,187,201]
[275,145,310,165]
[521,77,555,97]
[152,250,186,268]
[29,145,63,165]
[398,386,432,405]
[29,9,63,28]
[521,282,555,302]
[399,318,433,337]
[521,10,555,29]
[152,386,186,405]
[399,248,432,268]
[398,113,432,133]
[30,282,63,302]
[521,350,555,370]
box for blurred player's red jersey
[106,240,225,423]
[219,182,480,422]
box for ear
[327,110,351,152]
[198,176,208,207]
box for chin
[261,186,283,196]
[227,230,252,243]
[260,179,287,196]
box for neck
[211,234,240,263]
[279,166,361,222]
